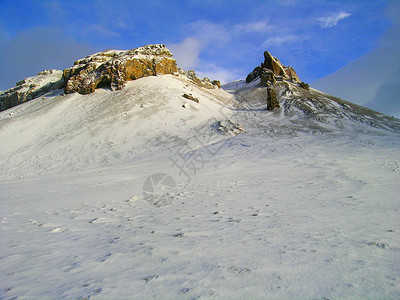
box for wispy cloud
[233,21,273,34]
[188,20,230,44]
[263,35,302,47]
[317,11,351,28]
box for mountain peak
[0,44,224,111]
[63,44,177,95]
[246,50,301,84]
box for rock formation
[177,69,220,89]
[213,119,244,135]
[0,70,64,111]
[299,81,310,90]
[266,87,279,111]
[63,44,178,94]
[182,93,199,103]
[246,51,301,85]
[0,44,221,111]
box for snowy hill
[0,74,233,178]
[1,46,400,299]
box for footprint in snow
[230,266,251,274]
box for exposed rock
[263,51,286,76]
[246,51,301,85]
[182,93,199,103]
[213,119,244,135]
[1,44,222,111]
[212,80,221,88]
[285,66,301,82]
[0,69,64,111]
[178,69,220,89]
[245,66,261,83]
[299,81,310,90]
[63,44,178,95]
[266,88,280,111]
[260,69,276,86]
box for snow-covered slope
[0,69,64,111]
[0,74,234,178]
[227,78,400,135]
[1,72,400,299]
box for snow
[0,70,63,103]
[1,74,400,299]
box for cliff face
[63,44,178,94]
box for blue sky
[0,0,398,116]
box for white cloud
[317,11,351,29]
[263,35,301,47]
[188,20,230,44]
[233,21,273,34]
[167,38,202,69]
[196,64,240,84]
[312,2,400,117]
[168,20,231,70]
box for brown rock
[285,66,301,82]
[263,51,286,77]
[178,69,218,89]
[212,80,221,88]
[182,93,199,103]
[260,68,276,86]
[246,51,301,84]
[63,44,178,95]
[299,81,310,90]
[266,88,279,111]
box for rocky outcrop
[260,69,276,86]
[182,93,199,103]
[63,44,178,94]
[1,44,223,111]
[213,119,244,135]
[266,88,279,111]
[246,51,301,85]
[177,69,220,89]
[299,81,310,90]
[0,69,64,111]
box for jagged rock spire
[246,51,300,84]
